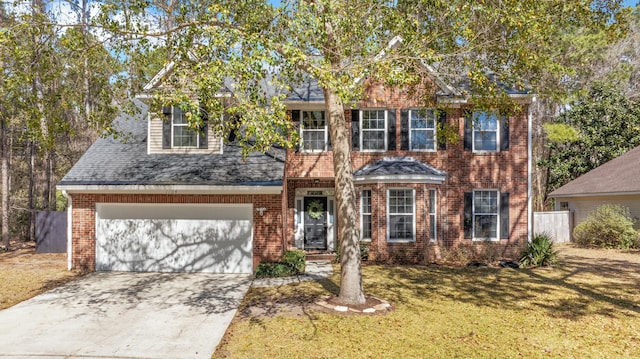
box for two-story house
[58,70,533,273]
[283,78,532,263]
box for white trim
[360,189,372,241]
[429,188,437,242]
[527,97,535,242]
[387,188,416,242]
[360,109,388,152]
[143,61,176,91]
[147,111,151,155]
[472,189,500,241]
[549,191,640,198]
[420,61,460,96]
[281,101,326,108]
[62,191,72,271]
[408,109,437,152]
[57,185,283,195]
[354,174,446,184]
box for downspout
[527,97,536,242]
[62,190,72,270]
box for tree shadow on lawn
[362,258,640,321]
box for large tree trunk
[324,88,365,305]
[1,118,9,248]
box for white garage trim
[95,203,253,273]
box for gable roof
[58,100,285,193]
[354,157,446,184]
[549,146,640,197]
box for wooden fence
[533,211,573,243]
[35,211,67,253]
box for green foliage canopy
[542,82,640,191]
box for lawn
[0,246,81,310]
[215,244,640,358]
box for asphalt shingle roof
[58,100,285,187]
[549,146,640,197]
[354,157,446,177]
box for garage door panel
[95,204,253,273]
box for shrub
[282,249,306,274]
[520,233,558,267]
[573,204,640,249]
[360,243,369,261]
[255,250,307,278]
[255,262,294,278]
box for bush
[520,233,558,267]
[255,262,294,278]
[282,249,306,274]
[255,249,306,278]
[573,204,640,249]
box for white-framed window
[301,110,328,152]
[361,109,386,151]
[387,188,415,242]
[473,190,499,240]
[410,109,436,151]
[472,111,499,152]
[559,202,569,211]
[429,189,436,241]
[361,190,372,241]
[172,107,199,148]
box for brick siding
[285,81,529,263]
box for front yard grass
[215,245,640,358]
[0,247,81,310]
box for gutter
[527,96,536,242]
[56,184,283,195]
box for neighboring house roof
[549,146,640,197]
[353,157,446,184]
[58,100,285,191]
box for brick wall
[68,193,283,271]
[285,81,529,262]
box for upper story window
[172,107,199,147]
[409,109,436,151]
[473,111,498,152]
[301,111,329,152]
[387,188,415,242]
[361,110,387,151]
[162,106,208,150]
[464,110,509,153]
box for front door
[303,197,328,250]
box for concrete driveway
[0,272,252,359]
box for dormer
[147,104,223,154]
[142,58,225,155]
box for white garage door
[95,203,253,273]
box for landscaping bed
[215,244,640,358]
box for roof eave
[548,190,640,198]
[57,184,283,195]
[353,174,446,185]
